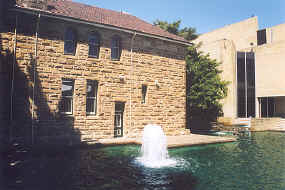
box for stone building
[0,0,191,144]
[194,17,285,123]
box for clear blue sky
[73,0,285,34]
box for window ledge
[86,114,99,119]
[64,53,75,56]
[88,55,99,59]
[60,113,74,118]
[111,58,121,62]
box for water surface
[4,132,285,190]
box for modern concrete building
[0,0,190,144]
[194,17,285,122]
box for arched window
[111,35,121,60]
[88,32,100,58]
[64,28,76,55]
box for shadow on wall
[0,37,82,146]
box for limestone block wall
[255,41,285,97]
[265,23,285,44]
[193,17,260,119]
[195,39,237,118]
[0,12,189,143]
[194,17,258,51]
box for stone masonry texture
[0,11,190,144]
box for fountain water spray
[137,124,176,168]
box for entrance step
[251,118,282,131]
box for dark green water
[4,132,285,190]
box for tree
[153,20,198,41]
[186,44,229,130]
[154,19,229,130]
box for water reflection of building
[194,17,285,122]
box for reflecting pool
[4,132,285,190]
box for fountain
[137,124,176,168]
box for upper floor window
[86,80,98,115]
[111,35,121,60]
[257,29,266,46]
[88,32,100,58]
[64,28,77,55]
[61,78,74,114]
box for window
[64,28,76,55]
[142,85,147,104]
[61,78,74,114]
[111,35,121,60]
[237,52,256,118]
[257,29,266,46]
[88,32,100,58]
[86,80,98,115]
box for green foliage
[186,44,229,121]
[153,19,198,40]
[154,19,229,126]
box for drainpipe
[245,53,248,118]
[31,13,41,145]
[10,15,18,142]
[129,32,136,135]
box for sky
[72,0,285,34]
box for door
[114,102,124,137]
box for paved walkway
[269,127,285,132]
[98,134,236,148]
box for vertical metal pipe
[129,32,136,135]
[245,52,247,118]
[31,13,41,145]
[254,51,258,118]
[10,15,18,142]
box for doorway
[114,102,125,138]
[259,97,275,117]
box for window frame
[88,32,100,58]
[86,80,98,115]
[111,35,121,61]
[61,78,75,115]
[64,27,77,55]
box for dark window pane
[88,33,100,57]
[246,52,255,117]
[87,80,98,97]
[61,78,74,114]
[62,79,74,97]
[86,80,98,114]
[142,85,147,104]
[268,98,275,117]
[111,47,119,59]
[62,97,72,113]
[64,28,76,54]
[257,29,266,46]
[64,41,75,54]
[237,52,256,117]
[88,45,99,57]
[237,52,246,117]
[86,98,95,113]
[260,98,267,117]
[260,97,274,117]
[111,36,121,60]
